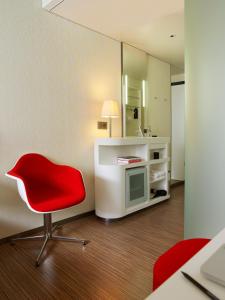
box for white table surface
[146,228,225,300]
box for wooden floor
[0,185,184,300]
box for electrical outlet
[97,121,108,130]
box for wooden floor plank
[0,185,184,300]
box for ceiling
[46,0,184,72]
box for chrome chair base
[10,214,90,266]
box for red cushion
[7,153,86,213]
[153,238,211,291]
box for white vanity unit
[94,137,170,219]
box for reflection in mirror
[122,44,148,137]
[122,43,171,138]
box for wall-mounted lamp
[101,100,119,137]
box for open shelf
[149,144,168,160]
[98,144,148,165]
[117,161,148,169]
[150,195,170,203]
[150,158,169,165]
[150,175,166,184]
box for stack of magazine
[117,156,142,165]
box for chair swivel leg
[36,235,49,267]
[10,235,45,245]
[52,235,89,245]
[10,213,89,266]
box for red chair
[6,153,89,266]
[153,238,211,290]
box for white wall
[185,0,225,237]
[171,84,185,180]
[0,0,121,238]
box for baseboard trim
[170,180,184,187]
[0,210,95,245]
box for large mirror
[122,43,171,137]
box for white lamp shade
[101,100,120,118]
